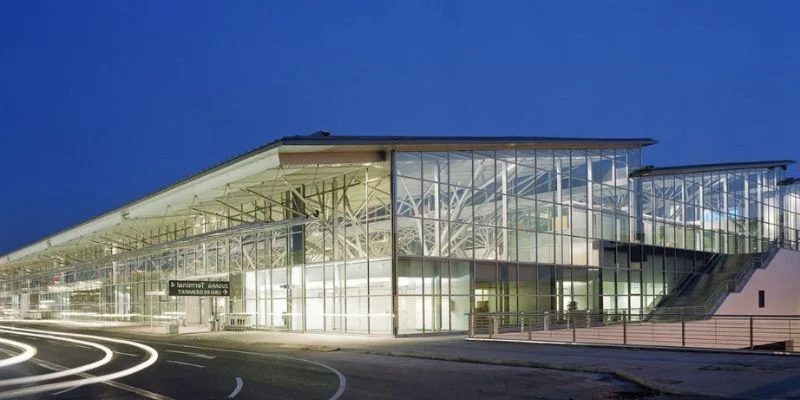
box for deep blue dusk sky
[1,1,798,255]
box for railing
[703,252,767,314]
[761,239,782,268]
[643,253,724,321]
[676,252,721,296]
[774,237,800,252]
[650,306,706,320]
[702,252,722,273]
[468,311,800,353]
[646,252,721,315]
[643,287,667,315]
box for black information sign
[168,280,230,296]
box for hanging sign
[168,280,230,296]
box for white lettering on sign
[168,281,230,296]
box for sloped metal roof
[0,131,656,264]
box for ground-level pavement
[6,321,800,399]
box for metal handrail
[702,252,722,273]
[669,252,720,297]
[702,253,760,313]
[470,311,800,318]
[645,252,721,319]
[468,311,800,353]
[644,286,668,314]
[761,239,781,268]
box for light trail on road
[0,327,113,387]
[0,337,36,369]
[0,326,159,400]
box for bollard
[528,317,532,341]
[572,315,577,343]
[623,311,627,345]
[749,316,754,350]
[681,316,686,347]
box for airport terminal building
[1,132,799,335]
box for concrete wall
[717,249,800,315]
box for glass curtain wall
[394,148,650,334]
[13,164,393,334]
[639,168,787,255]
[781,183,800,249]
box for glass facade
[394,148,650,333]
[1,139,798,336]
[392,150,800,334]
[2,164,394,334]
[638,168,792,254]
[781,182,800,248]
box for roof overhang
[630,160,796,178]
[1,132,656,266]
[778,178,800,186]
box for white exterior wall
[717,249,800,315]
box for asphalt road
[0,325,656,400]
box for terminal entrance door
[184,296,227,329]
[185,297,202,325]
[196,296,227,329]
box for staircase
[649,253,761,321]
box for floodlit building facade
[1,132,798,335]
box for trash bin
[166,323,179,334]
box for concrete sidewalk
[10,320,800,399]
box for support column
[744,177,750,251]
[778,182,787,246]
[434,162,441,256]
[698,183,705,251]
[390,152,399,336]
[722,177,728,253]
[501,160,508,260]
[633,177,645,243]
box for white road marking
[165,350,215,359]
[0,328,113,387]
[51,384,83,396]
[227,377,243,398]
[71,344,92,350]
[0,326,160,400]
[0,337,36,369]
[167,350,217,360]
[143,341,347,400]
[114,351,138,357]
[31,357,173,400]
[166,360,205,368]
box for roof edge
[630,160,797,178]
[1,131,657,262]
